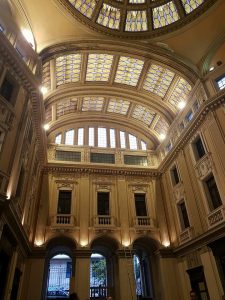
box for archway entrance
[47,254,72,299]
[90,253,107,299]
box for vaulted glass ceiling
[57,0,211,37]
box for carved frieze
[195,154,212,180]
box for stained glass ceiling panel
[154,117,169,135]
[143,64,175,98]
[107,99,130,115]
[132,105,156,126]
[168,77,192,107]
[125,10,147,32]
[152,1,179,29]
[115,56,144,86]
[86,54,114,81]
[68,0,97,18]
[181,0,204,14]
[82,96,105,111]
[97,4,121,29]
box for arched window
[90,253,107,298]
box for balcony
[93,215,117,228]
[50,214,75,228]
[179,227,194,244]
[207,205,225,228]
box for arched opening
[47,253,72,299]
[90,253,107,298]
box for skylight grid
[98,128,107,147]
[181,0,204,14]
[153,1,179,29]
[132,105,156,126]
[168,77,192,107]
[154,117,169,135]
[68,0,97,18]
[86,54,113,81]
[42,61,51,91]
[56,98,78,118]
[82,96,104,111]
[143,64,175,97]
[97,4,121,30]
[107,99,130,115]
[56,54,81,86]
[125,10,147,32]
[129,134,138,150]
[115,56,144,86]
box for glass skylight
[56,54,82,86]
[82,96,104,111]
[154,117,169,136]
[68,0,97,18]
[181,0,204,14]
[152,1,179,29]
[107,99,130,115]
[97,4,121,29]
[168,77,192,107]
[65,129,74,145]
[129,0,145,3]
[125,10,147,32]
[78,128,84,145]
[89,127,95,146]
[86,54,114,81]
[56,98,78,118]
[132,105,156,126]
[143,64,175,97]
[115,56,144,86]
[98,128,107,147]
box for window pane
[178,201,190,230]
[110,129,116,148]
[205,176,222,210]
[55,133,62,144]
[141,140,147,150]
[217,76,225,90]
[135,194,147,216]
[89,127,95,146]
[171,166,180,185]
[120,131,126,148]
[129,134,137,150]
[78,128,84,145]
[65,130,74,145]
[98,128,107,147]
[195,137,205,159]
[57,190,72,214]
[97,192,109,215]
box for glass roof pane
[68,0,97,18]
[115,56,144,86]
[82,96,104,111]
[56,98,78,118]
[154,117,169,135]
[56,54,82,86]
[42,61,51,92]
[143,64,175,97]
[168,77,192,107]
[181,0,204,14]
[107,99,130,115]
[152,1,180,29]
[125,10,147,32]
[132,105,156,126]
[86,53,114,81]
[97,4,121,30]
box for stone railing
[93,215,117,227]
[207,205,225,228]
[179,227,194,244]
[133,216,153,227]
[51,214,75,227]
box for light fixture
[209,66,214,71]
[162,241,170,248]
[178,101,186,110]
[35,239,44,247]
[43,123,50,131]
[159,133,166,141]
[40,86,48,95]
[21,28,35,49]
[122,240,130,247]
[80,240,88,247]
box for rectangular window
[193,136,205,160]
[129,134,137,150]
[120,131,126,148]
[55,150,81,162]
[205,175,222,210]
[65,129,74,145]
[217,76,225,90]
[89,127,95,146]
[177,201,190,230]
[78,128,84,146]
[185,110,193,122]
[0,76,15,102]
[57,190,72,214]
[124,155,147,166]
[55,133,62,144]
[110,129,116,148]
[97,192,109,215]
[98,128,107,147]
[170,165,180,185]
[90,153,115,164]
[135,194,147,216]
[193,100,200,112]
[141,140,147,150]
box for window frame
[170,164,180,186]
[204,174,222,211]
[177,199,190,231]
